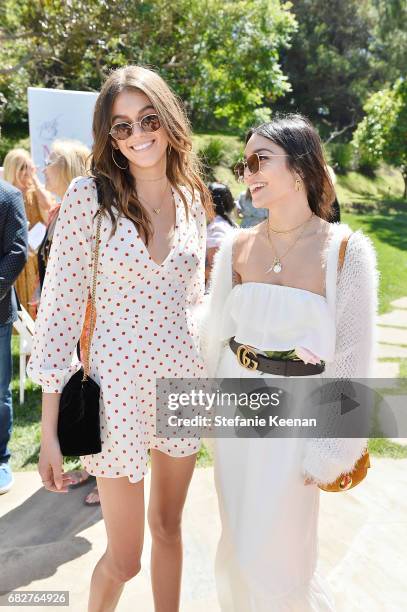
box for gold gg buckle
[236,344,259,371]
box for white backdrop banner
[28,87,98,175]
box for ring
[41,480,51,483]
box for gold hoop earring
[111,148,129,170]
[295,178,301,192]
[167,143,172,155]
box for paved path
[376,297,407,364]
[375,297,407,446]
[2,298,406,610]
[1,461,406,612]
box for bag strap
[338,232,352,273]
[82,185,103,382]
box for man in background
[0,173,28,494]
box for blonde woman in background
[3,148,54,319]
[35,139,99,504]
[38,139,91,289]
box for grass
[335,165,405,212]
[341,211,407,314]
[368,438,407,459]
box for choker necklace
[265,212,314,274]
[268,213,314,234]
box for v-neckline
[137,185,179,268]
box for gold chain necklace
[137,179,169,215]
[268,214,314,234]
[265,213,314,274]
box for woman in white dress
[27,65,214,611]
[200,114,378,611]
[205,182,238,286]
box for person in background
[37,139,91,290]
[3,148,54,319]
[36,139,100,505]
[327,165,341,223]
[237,187,268,228]
[0,178,28,494]
[205,182,238,286]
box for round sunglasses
[234,152,289,182]
[109,114,161,140]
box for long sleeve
[26,176,98,393]
[188,190,207,308]
[198,230,237,377]
[0,186,28,303]
[302,230,379,485]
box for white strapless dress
[213,282,336,611]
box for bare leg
[88,476,145,612]
[148,449,197,612]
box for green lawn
[341,211,407,314]
[335,165,405,211]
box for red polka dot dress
[27,176,208,483]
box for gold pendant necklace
[265,213,314,274]
[138,179,169,215]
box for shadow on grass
[344,207,407,252]
[348,196,406,215]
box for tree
[274,0,407,140]
[0,0,297,131]
[352,79,407,197]
[275,0,375,134]
[368,0,407,88]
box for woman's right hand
[38,436,74,493]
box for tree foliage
[352,79,407,196]
[0,0,297,130]
[276,0,407,136]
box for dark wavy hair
[246,114,335,220]
[208,182,236,226]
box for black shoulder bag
[57,188,103,456]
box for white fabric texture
[199,222,378,611]
[218,282,336,361]
[214,339,335,610]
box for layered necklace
[265,212,314,274]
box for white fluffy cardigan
[198,222,379,486]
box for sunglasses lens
[247,154,260,174]
[111,123,133,140]
[141,114,161,132]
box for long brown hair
[246,114,335,220]
[91,65,214,243]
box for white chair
[12,306,35,404]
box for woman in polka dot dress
[27,65,214,611]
